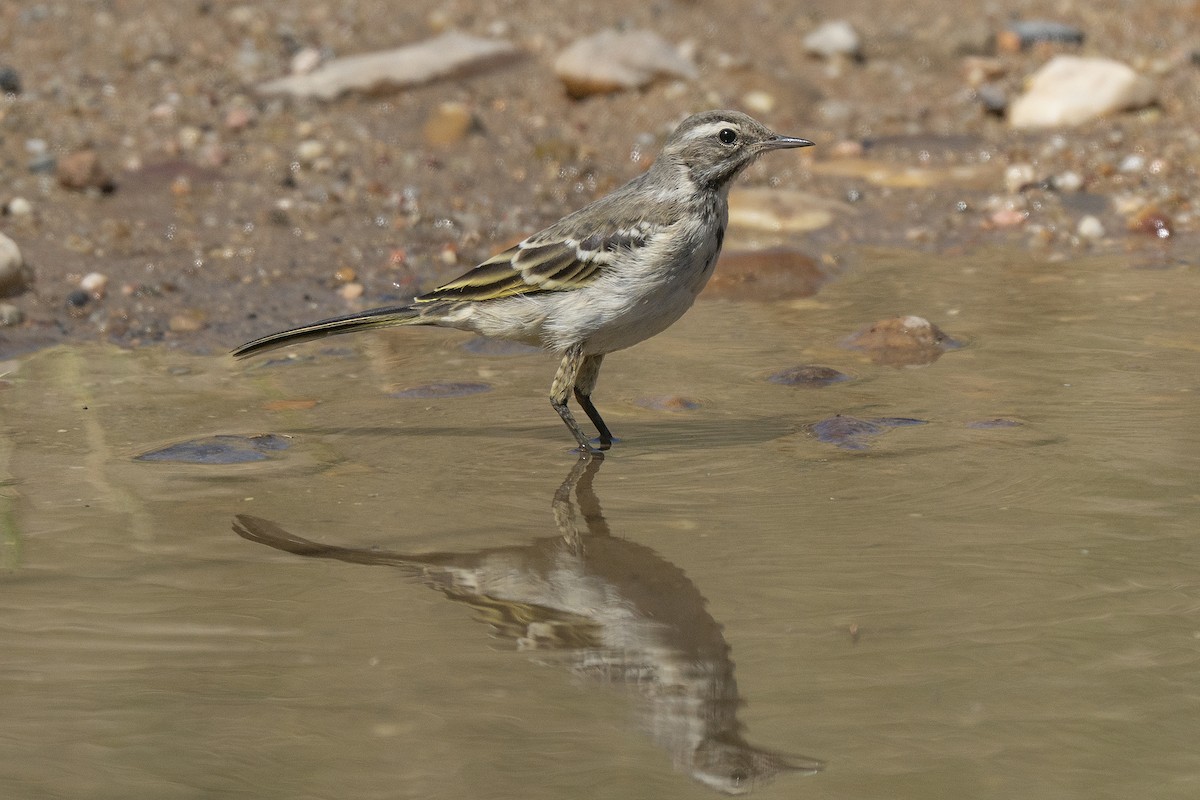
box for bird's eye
[718,128,738,145]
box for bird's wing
[415,222,659,303]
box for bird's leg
[573,354,614,449]
[550,345,596,452]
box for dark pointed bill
[760,135,815,151]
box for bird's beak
[760,135,815,151]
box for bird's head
[655,110,813,190]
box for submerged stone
[768,365,851,387]
[136,434,291,464]
[390,382,491,399]
[844,315,962,366]
[811,415,926,450]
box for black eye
[718,128,738,145]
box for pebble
[0,65,21,94]
[1076,215,1106,240]
[135,433,290,464]
[169,310,208,332]
[5,197,33,216]
[257,33,519,101]
[1128,206,1172,239]
[727,188,838,233]
[767,365,851,387]
[844,315,961,366]
[0,232,28,296]
[810,415,926,451]
[554,29,697,98]
[742,90,776,114]
[57,148,116,193]
[295,139,325,165]
[80,271,109,298]
[339,282,364,300]
[390,382,491,399]
[803,20,862,60]
[1052,171,1084,192]
[422,101,475,147]
[290,46,323,76]
[1009,56,1156,128]
[0,303,22,326]
[998,20,1085,52]
[1004,163,1036,193]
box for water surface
[3,248,1198,799]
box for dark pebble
[810,415,926,450]
[66,289,90,308]
[977,83,1007,115]
[768,365,852,387]
[390,381,491,399]
[1004,20,1085,48]
[0,66,21,94]
[135,433,291,464]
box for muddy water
[2,248,1198,799]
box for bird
[233,110,813,452]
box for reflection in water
[233,454,822,794]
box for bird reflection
[233,453,822,794]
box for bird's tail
[232,304,423,359]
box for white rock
[257,32,519,100]
[1053,170,1083,192]
[803,20,862,60]
[0,231,27,296]
[1009,56,1156,129]
[1076,215,1105,240]
[554,30,697,98]
[80,272,109,298]
[5,197,32,216]
[1004,163,1036,193]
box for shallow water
[3,248,1198,799]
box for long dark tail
[231,304,422,359]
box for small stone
[257,33,519,101]
[1128,207,1172,239]
[1052,171,1083,192]
[80,272,109,298]
[1000,20,1085,51]
[224,105,256,131]
[5,197,33,216]
[0,65,21,94]
[742,90,776,114]
[810,415,926,450]
[0,302,22,326]
[1076,215,1105,240]
[295,139,325,165]
[1009,56,1156,128]
[844,315,962,366]
[390,382,491,399]
[57,148,116,193]
[803,20,862,60]
[339,282,364,300]
[554,29,697,98]
[989,207,1027,228]
[290,46,323,75]
[768,365,851,387]
[422,101,475,147]
[1004,163,1036,193]
[169,310,208,332]
[1118,154,1145,173]
[66,289,90,309]
[634,395,701,412]
[334,267,357,283]
[977,84,1007,115]
[135,433,290,464]
[0,232,28,296]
